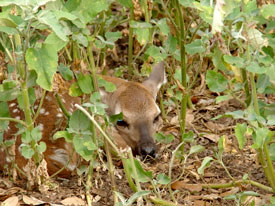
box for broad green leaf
[38,10,68,42]
[73,134,94,161]
[216,94,231,103]
[37,141,46,154]
[17,87,36,110]
[57,64,73,81]
[247,28,265,49]
[4,139,15,147]
[269,143,275,161]
[246,62,267,74]
[0,26,18,34]
[189,145,205,155]
[26,44,58,91]
[267,115,275,126]
[69,82,83,97]
[73,33,88,47]
[109,112,123,124]
[266,65,275,85]
[135,28,149,45]
[98,78,116,92]
[185,39,206,55]
[154,132,174,144]
[235,123,247,149]
[198,156,213,175]
[21,145,34,159]
[77,73,94,94]
[22,131,32,144]
[53,131,73,142]
[31,127,42,142]
[145,45,167,62]
[251,127,269,149]
[128,191,151,205]
[206,70,228,92]
[260,4,275,19]
[105,31,122,43]
[165,34,177,54]
[45,33,67,52]
[156,173,171,185]
[117,0,133,8]
[69,110,91,132]
[0,81,19,101]
[157,18,170,36]
[223,55,245,67]
[127,159,153,183]
[212,47,227,71]
[182,131,194,143]
[130,21,153,29]
[0,101,10,131]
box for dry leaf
[171,181,202,192]
[203,134,220,143]
[194,200,211,206]
[2,196,19,206]
[23,195,45,205]
[61,196,86,206]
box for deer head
[100,62,166,158]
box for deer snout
[138,142,156,159]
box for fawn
[0,62,166,177]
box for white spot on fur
[62,98,66,103]
[45,111,49,115]
[49,149,76,171]
[45,95,52,101]
[15,116,20,120]
[6,156,11,163]
[12,108,19,113]
[114,104,121,114]
[10,103,16,107]
[56,113,63,118]
[37,123,44,131]
[40,108,45,114]
[34,105,38,109]
[58,108,62,113]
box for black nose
[140,145,156,159]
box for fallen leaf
[23,195,45,205]
[61,196,86,206]
[220,188,239,197]
[194,200,211,206]
[171,181,202,192]
[203,134,220,143]
[2,196,19,206]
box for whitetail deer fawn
[0,62,166,177]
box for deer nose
[140,144,156,159]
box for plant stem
[122,157,137,192]
[33,90,47,122]
[128,4,134,75]
[150,197,184,206]
[55,93,71,118]
[0,117,28,128]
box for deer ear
[142,61,166,100]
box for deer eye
[117,119,129,128]
[153,114,160,124]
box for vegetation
[0,0,274,205]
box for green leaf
[45,33,67,52]
[145,45,167,62]
[127,191,150,205]
[4,139,15,147]
[128,159,153,183]
[22,131,32,144]
[77,73,94,94]
[69,82,83,97]
[235,123,247,149]
[182,131,194,143]
[73,33,88,47]
[260,4,275,19]
[251,128,270,149]
[109,112,123,124]
[0,26,18,34]
[216,94,231,103]
[53,131,73,142]
[198,156,213,175]
[69,110,91,132]
[154,132,174,144]
[0,101,10,131]
[246,62,267,74]
[105,31,122,43]
[223,55,245,67]
[185,39,206,55]
[73,134,94,161]
[206,70,228,92]
[165,34,177,54]
[188,145,205,155]
[269,143,275,161]
[218,136,225,156]
[98,78,116,92]
[38,10,68,42]
[26,44,58,91]
[135,28,149,45]
[156,173,171,185]
[157,18,170,36]
[21,145,34,159]
[267,115,275,126]
[0,81,19,101]
[37,141,46,154]
[31,127,42,142]
[58,64,73,81]
[212,47,227,71]
[117,0,133,8]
